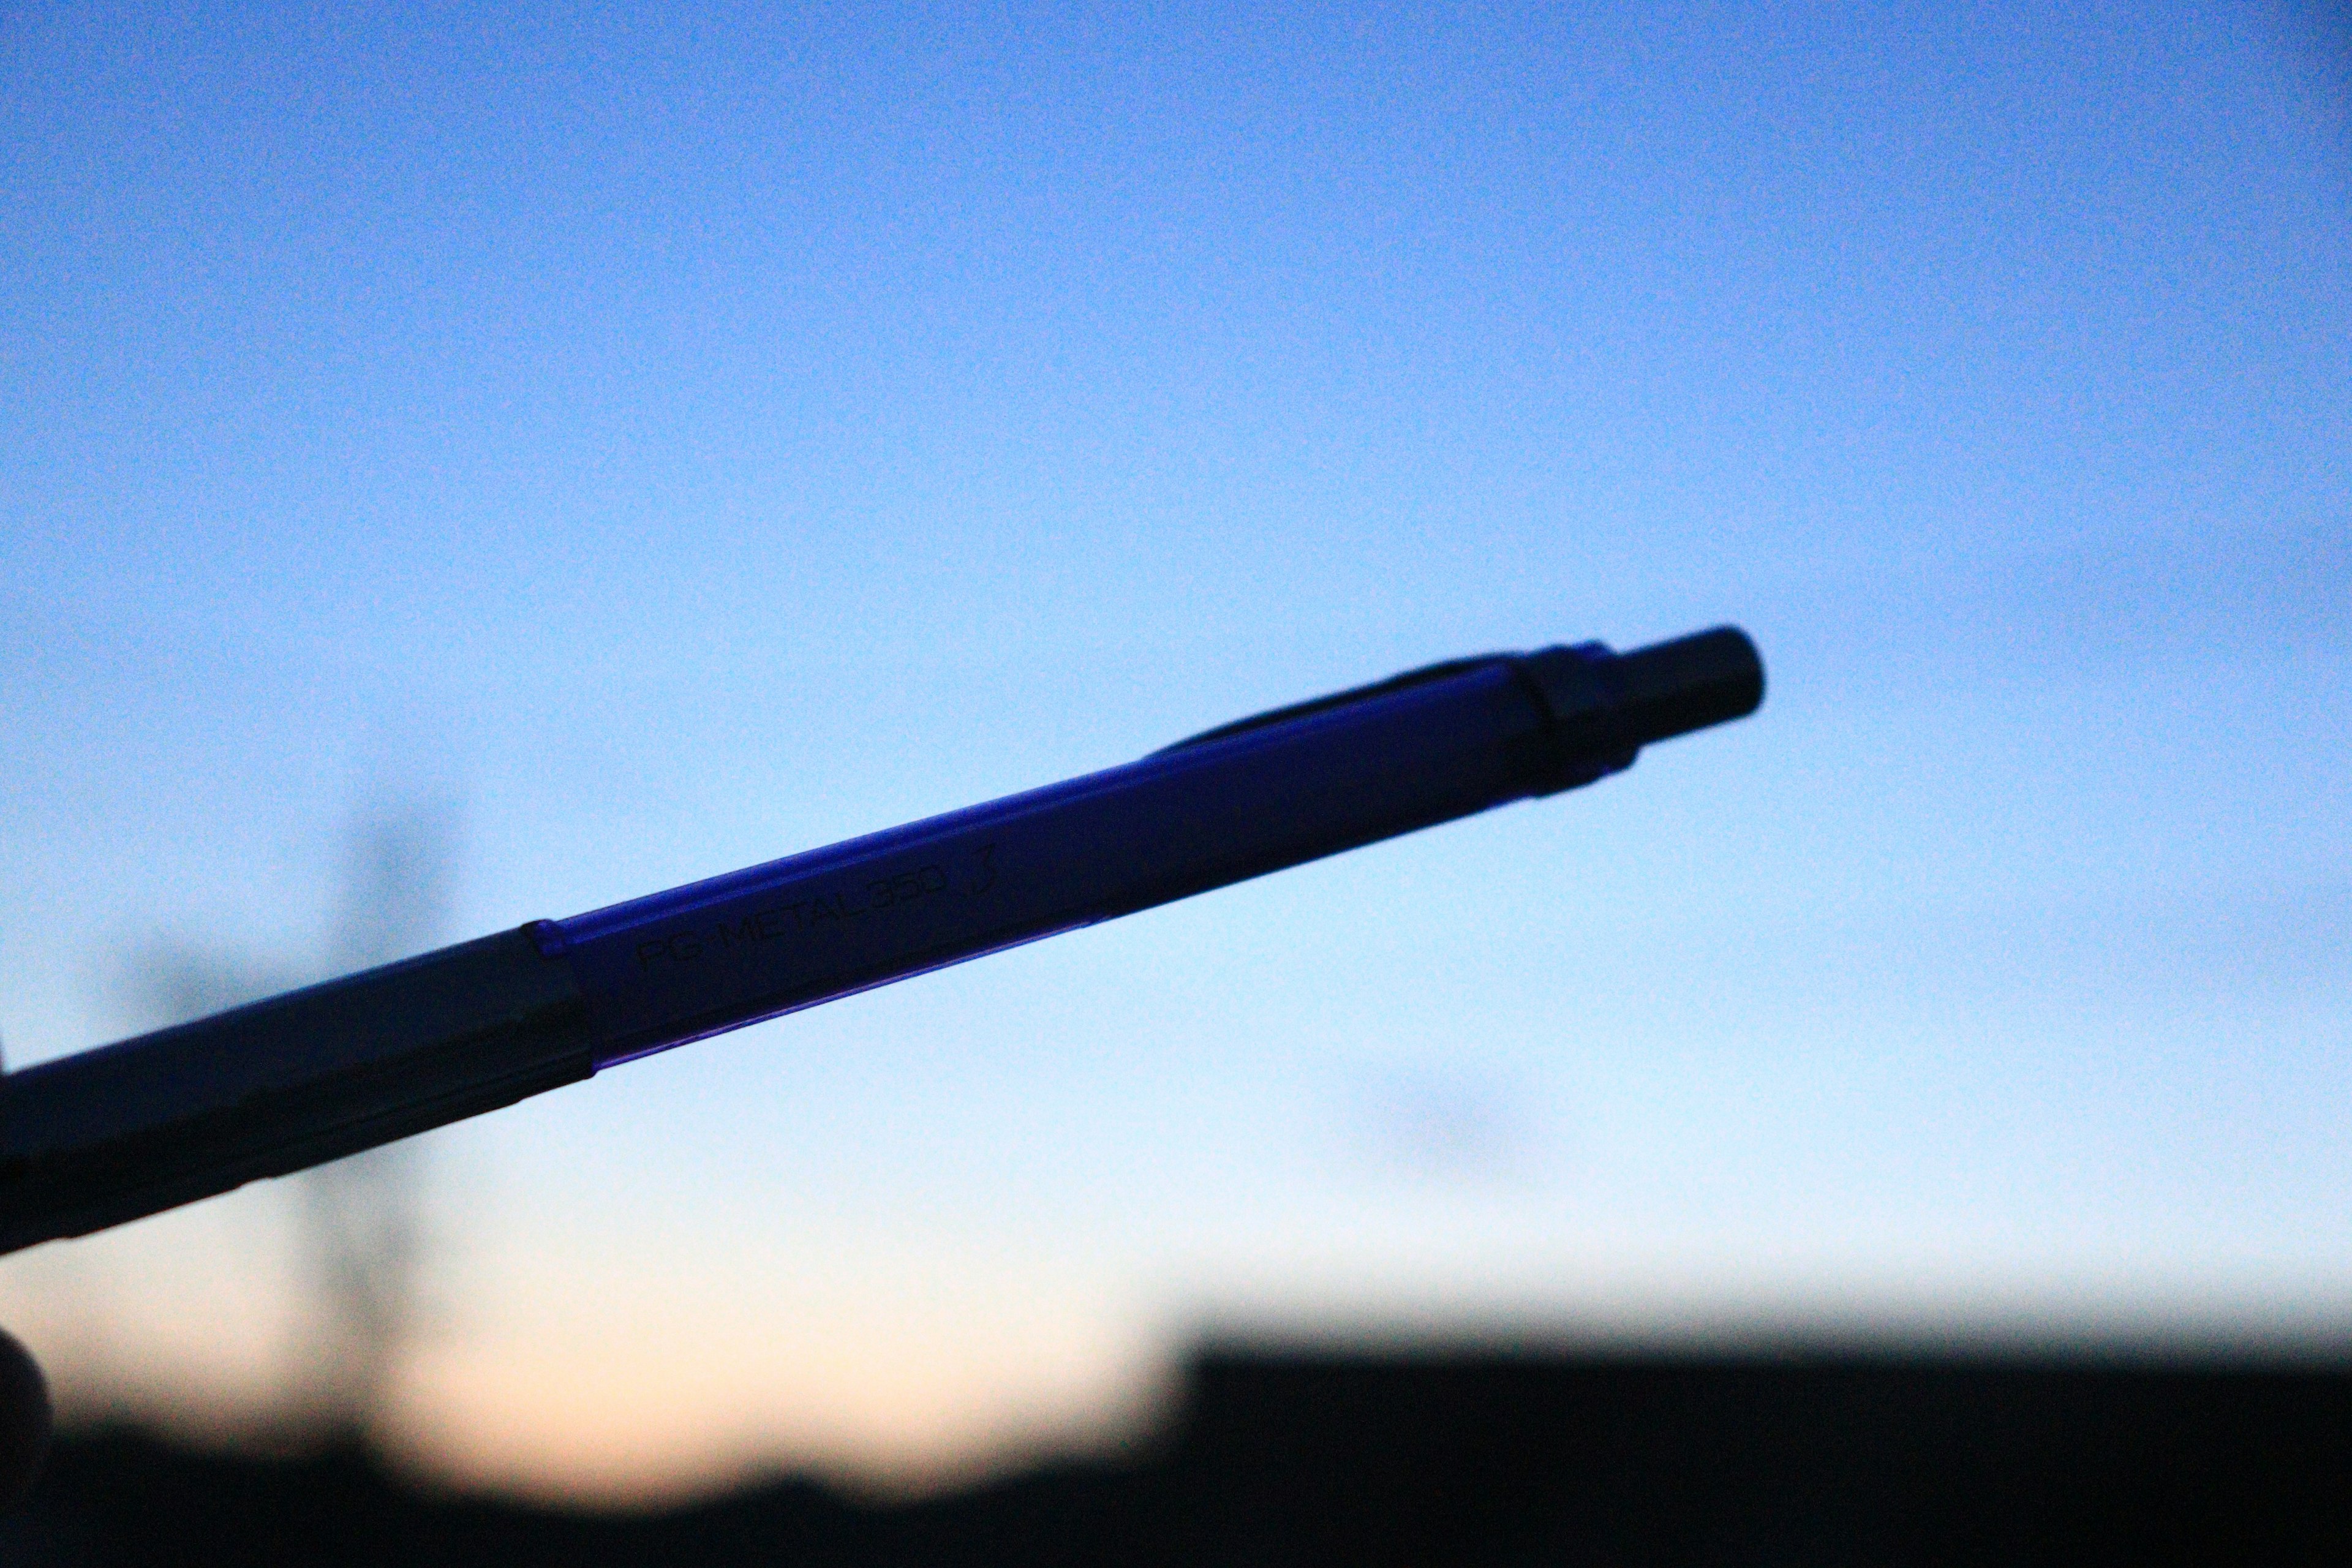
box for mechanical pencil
[0,626,1763,1254]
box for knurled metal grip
[0,931,593,1253]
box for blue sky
[2,0,2346,1498]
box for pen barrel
[546,637,1747,1067]
[0,932,592,1253]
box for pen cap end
[1611,627,1764,747]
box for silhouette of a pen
[0,627,1762,1253]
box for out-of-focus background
[1,0,2345,1515]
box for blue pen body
[0,627,1760,1253]
[548,655,1605,1068]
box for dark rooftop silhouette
[6,1342,2345,1565]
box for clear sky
[2,0,2347,1502]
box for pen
[0,626,1762,1254]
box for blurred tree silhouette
[125,802,458,1441]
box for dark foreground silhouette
[6,1345,2346,1564]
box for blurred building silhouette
[7,1342,2346,1565]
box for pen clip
[1151,655,1514,756]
